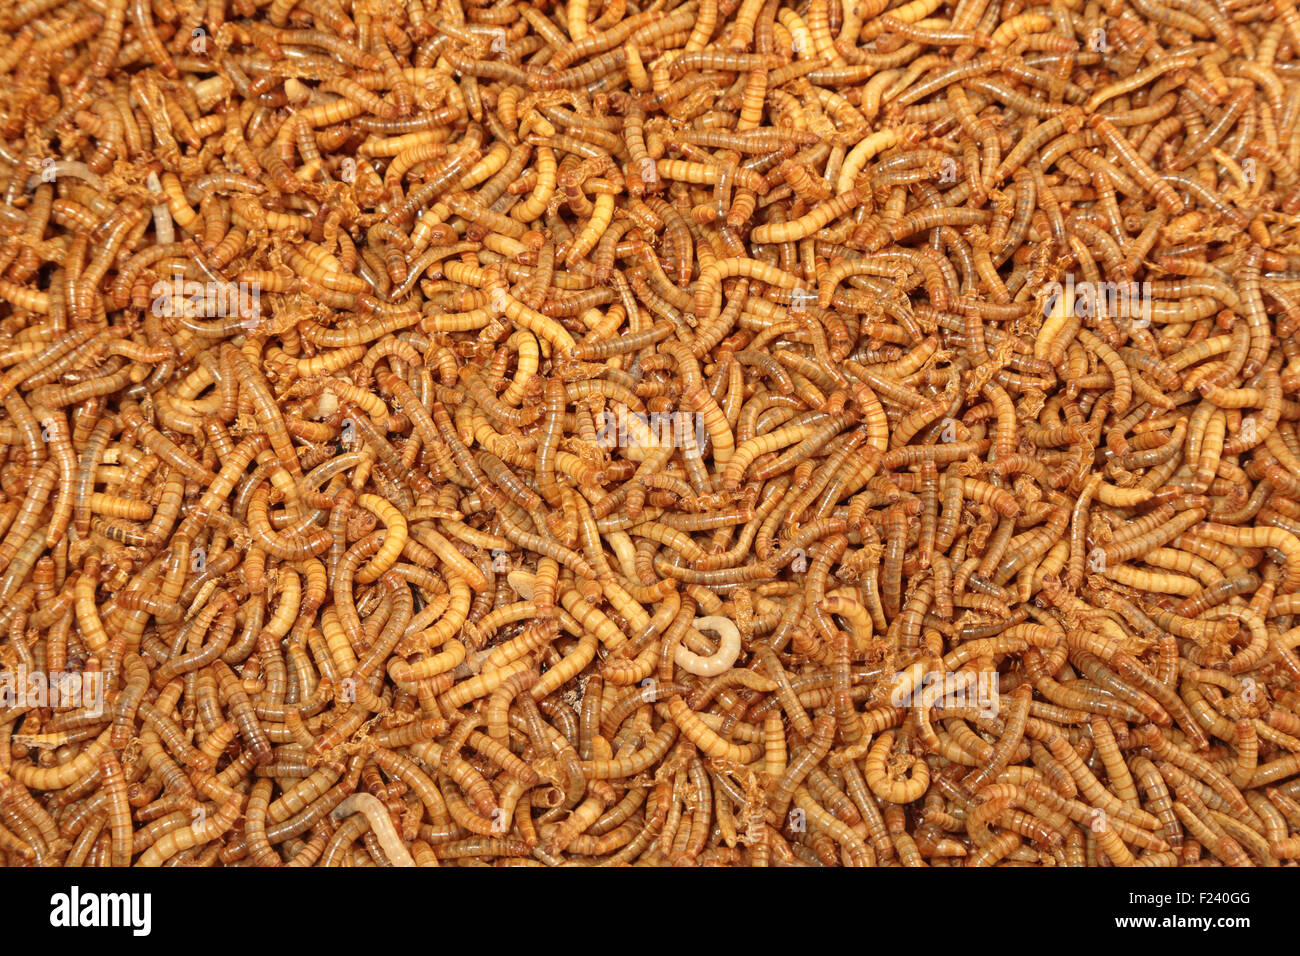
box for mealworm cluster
[2,0,1300,868]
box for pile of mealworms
[3,0,1300,869]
